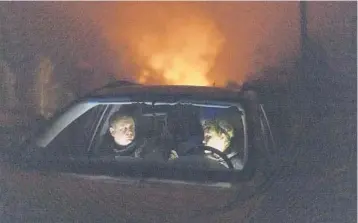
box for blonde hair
[203,119,233,137]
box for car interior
[89,102,247,171]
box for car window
[46,105,106,157]
[94,103,247,171]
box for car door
[0,104,118,221]
[2,102,238,223]
[20,104,107,167]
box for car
[0,81,277,222]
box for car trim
[36,102,98,147]
[63,173,233,188]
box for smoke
[111,3,225,86]
[2,2,354,90]
[3,3,123,90]
[68,2,301,86]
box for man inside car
[107,112,140,157]
[102,107,178,161]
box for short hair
[109,112,134,128]
[108,104,139,128]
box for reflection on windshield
[97,102,246,171]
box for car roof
[86,85,244,102]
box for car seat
[167,105,204,155]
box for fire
[136,18,224,86]
[106,4,225,86]
[68,2,302,88]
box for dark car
[0,82,277,222]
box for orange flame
[69,2,302,88]
[136,18,224,86]
[106,4,225,86]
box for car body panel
[0,161,237,222]
[0,84,274,222]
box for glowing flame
[74,3,302,87]
[136,18,225,86]
[109,4,225,86]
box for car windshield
[39,98,248,172]
[93,101,247,171]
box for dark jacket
[206,152,244,170]
[101,135,171,161]
[107,139,144,158]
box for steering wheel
[183,145,234,169]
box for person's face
[203,128,229,152]
[109,117,135,146]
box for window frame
[88,100,248,163]
[23,95,259,184]
[41,104,108,158]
